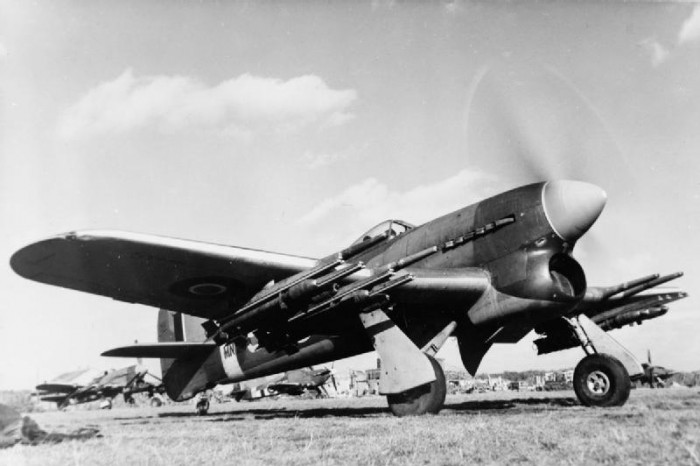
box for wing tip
[10,232,83,277]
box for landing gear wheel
[574,354,631,407]
[386,355,446,417]
[150,396,164,408]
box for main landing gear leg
[566,315,643,407]
[358,310,447,416]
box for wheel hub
[586,370,610,395]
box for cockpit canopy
[351,219,414,246]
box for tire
[150,396,163,408]
[387,355,447,417]
[574,354,631,407]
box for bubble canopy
[351,219,414,246]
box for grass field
[2,389,700,465]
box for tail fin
[157,309,207,377]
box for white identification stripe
[220,344,245,379]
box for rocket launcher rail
[207,233,391,340]
[228,231,390,319]
[295,246,440,319]
[583,272,683,302]
[613,272,684,300]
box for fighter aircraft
[11,180,687,416]
[229,366,336,402]
[267,366,337,398]
[640,350,676,388]
[35,365,165,409]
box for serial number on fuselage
[222,343,236,359]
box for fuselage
[164,180,607,400]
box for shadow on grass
[156,396,579,421]
[445,396,579,413]
[159,405,389,421]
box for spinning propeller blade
[464,59,630,262]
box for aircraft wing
[11,230,316,320]
[93,365,144,389]
[35,368,104,394]
[37,394,71,404]
[35,383,81,393]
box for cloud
[297,169,505,250]
[636,6,700,68]
[640,38,669,67]
[57,69,357,141]
[302,151,349,169]
[678,4,700,46]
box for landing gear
[564,314,642,408]
[573,354,631,407]
[195,393,210,415]
[149,394,164,407]
[386,355,446,417]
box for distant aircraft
[12,180,687,416]
[192,366,335,415]
[230,367,336,402]
[35,365,164,409]
[640,349,676,388]
[267,366,337,398]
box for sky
[1,1,699,390]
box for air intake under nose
[542,180,607,242]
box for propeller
[330,372,338,392]
[321,364,338,392]
[464,59,631,265]
[465,60,632,190]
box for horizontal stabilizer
[102,342,216,359]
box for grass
[2,389,700,465]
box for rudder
[157,309,207,377]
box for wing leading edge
[11,230,316,320]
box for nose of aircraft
[542,180,607,242]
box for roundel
[170,276,244,300]
[187,283,228,297]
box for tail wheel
[150,396,163,408]
[574,354,631,407]
[387,355,446,417]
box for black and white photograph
[1,1,699,464]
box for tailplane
[157,309,207,377]
[103,310,218,401]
